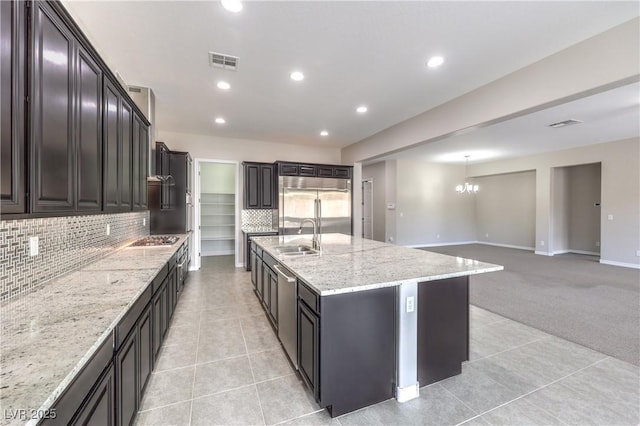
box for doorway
[194,159,239,270]
[362,179,373,239]
[551,162,602,257]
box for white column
[396,281,419,402]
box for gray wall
[394,161,475,246]
[362,162,387,242]
[552,167,571,252]
[474,171,536,249]
[568,163,601,253]
[471,137,638,267]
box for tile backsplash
[241,209,277,231]
[0,212,149,302]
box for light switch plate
[106,224,111,236]
[406,296,415,313]
[29,236,39,257]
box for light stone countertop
[252,233,503,296]
[0,234,188,426]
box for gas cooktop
[130,236,179,247]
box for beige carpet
[423,244,640,366]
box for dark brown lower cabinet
[152,278,168,362]
[417,276,469,385]
[298,300,319,401]
[137,305,153,399]
[72,364,115,426]
[267,267,278,329]
[117,327,138,426]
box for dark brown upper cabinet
[30,0,75,213]
[103,78,121,211]
[0,1,26,214]
[2,0,151,219]
[120,99,133,210]
[76,45,103,211]
[276,161,352,179]
[243,162,276,209]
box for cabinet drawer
[317,167,333,177]
[298,280,319,314]
[152,263,169,293]
[262,250,277,270]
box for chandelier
[456,155,479,194]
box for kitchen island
[251,233,503,417]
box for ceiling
[62,1,639,157]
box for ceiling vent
[209,51,239,71]
[548,119,583,128]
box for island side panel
[417,276,469,386]
[320,286,396,417]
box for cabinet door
[152,282,166,362]
[116,328,138,426]
[244,164,260,208]
[260,165,275,208]
[137,305,152,399]
[140,123,149,209]
[75,46,102,211]
[0,0,26,214]
[268,268,278,328]
[31,1,75,212]
[103,79,120,210]
[262,265,270,307]
[131,115,140,209]
[72,364,115,426]
[298,301,319,400]
[250,249,258,290]
[120,99,132,210]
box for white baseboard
[476,241,535,251]
[396,383,419,403]
[235,262,245,268]
[535,250,553,256]
[599,259,640,269]
[553,249,600,256]
[406,241,477,248]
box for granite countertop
[0,234,188,426]
[252,233,503,296]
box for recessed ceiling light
[221,0,242,13]
[320,130,329,137]
[290,71,305,81]
[426,56,444,68]
[356,106,368,114]
[217,81,231,90]
[215,117,226,124]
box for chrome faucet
[298,218,320,251]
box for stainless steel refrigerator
[279,176,352,236]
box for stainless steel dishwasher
[274,263,298,369]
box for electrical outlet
[540,240,545,247]
[106,224,111,236]
[636,250,640,257]
[29,236,39,257]
[143,218,146,226]
[485,233,489,238]
[406,296,415,313]
[436,234,440,239]
[607,214,614,221]
[388,236,394,242]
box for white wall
[393,161,475,247]
[200,162,235,194]
[362,162,387,242]
[158,130,341,165]
[474,171,536,249]
[470,138,639,267]
[342,18,639,164]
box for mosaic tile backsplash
[241,209,277,230]
[0,211,149,302]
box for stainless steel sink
[275,244,319,256]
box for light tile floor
[135,256,640,426]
